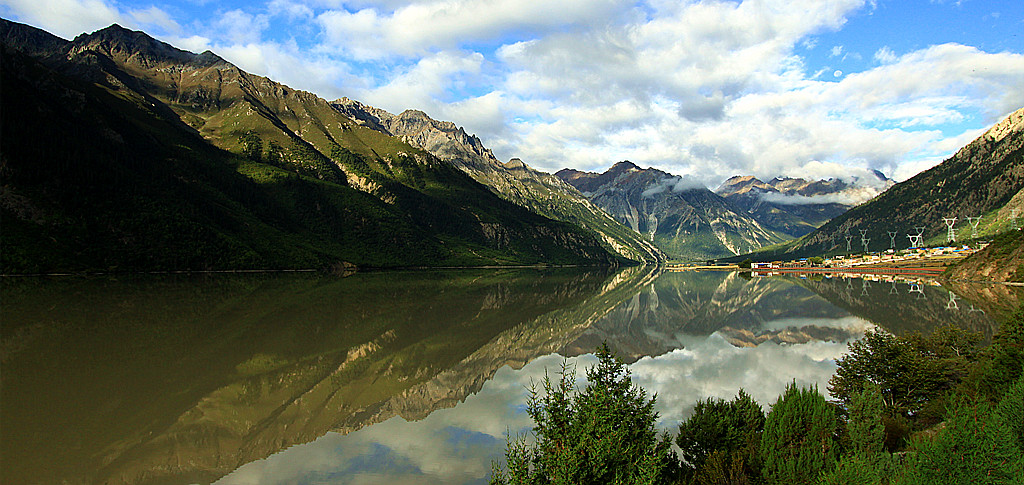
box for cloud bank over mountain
[2,0,1022,186]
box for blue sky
[2,0,1022,187]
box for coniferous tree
[761,382,839,485]
[818,382,897,485]
[847,382,885,455]
[676,389,764,483]
[490,344,678,485]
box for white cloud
[213,41,356,100]
[128,6,181,34]
[316,0,628,60]
[874,46,897,64]
[0,0,192,42]
[631,333,856,426]
[1,0,120,39]
[642,175,708,197]
[214,9,270,45]
[354,50,486,113]
[760,190,874,206]
[267,0,315,20]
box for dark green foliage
[846,383,885,455]
[817,451,900,485]
[265,140,284,166]
[996,375,1024,453]
[239,130,263,161]
[330,145,371,176]
[761,382,840,485]
[828,326,979,420]
[676,389,764,483]
[893,398,1022,485]
[286,139,345,184]
[738,259,753,269]
[490,344,678,485]
[976,306,1024,399]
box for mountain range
[0,20,637,272]
[747,107,1024,260]
[331,98,665,263]
[3,19,1019,271]
[556,162,785,260]
[716,172,893,238]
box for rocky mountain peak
[0,18,69,57]
[716,175,775,197]
[504,158,529,170]
[331,97,394,133]
[610,160,641,172]
[979,106,1024,144]
[65,23,228,71]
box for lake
[1,267,1014,484]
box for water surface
[1,267,1008,484]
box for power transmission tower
[887,231,898,250]
[862,237,870,253]
[967,216,981,239]
[907,225,925,248]
[1013,209,1020,230]
[946,291,959,311]
[943,217,957,243]
[913,226,925,247]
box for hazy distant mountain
[751,107,1024,260]
[556,162,785,260]
[0,20,622,272]
[333,98,665,263]
[716,172,893,238]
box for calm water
[1,267,1013,485]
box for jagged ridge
[556,162,787,260]
[332,98,665,264]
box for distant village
[669,243,988,275]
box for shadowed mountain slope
[0,20,619,272]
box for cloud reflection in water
[217,317,871,485]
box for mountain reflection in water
[1,268,1007,485]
